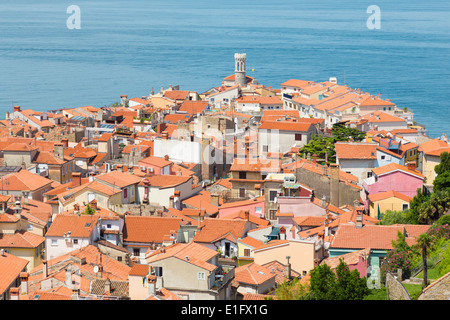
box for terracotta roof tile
[45,214,99,238]
[335,142,377,160]
[123,216,182,244]
[193,218,249,244]
[234,262,275,286]
[0,251,29,295]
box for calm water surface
[0,0,449,138]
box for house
[94,170,143,205]
[359,111,407,131]
[236,236,264,266]
[367,190,412,219]
[260,260,301,284]
[0,169,54,202]
[252,239,319,278]
[258,121,315,155]
[229,158,280,200]
[139,175,198,208]
[122,216,183,263]
[329,222,430,278]
[417,272,450,300]
[232,262,276,296]
[234,96,283,114]
[363,162,425,199]
[280,79,314,95]
[181,189,220,216]
[218,196,265,219]
[417,138,450,188]
[335,141,378,183]
[25,245,131,300]
[138,155,173,175]
[178,100,209,115]
[0,250,29,300]
[320,248,371,278]
[193,218,255,259]
[205,85,240,109]
[375,137,420,168]
[145,241,234,300]
[44,214,100,261]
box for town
[0,53,449,301]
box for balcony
[211,267,235,292]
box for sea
[0,0,449,138]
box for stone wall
[417,272,450,300]
[386,272,411,300]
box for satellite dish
[93,265,99,273]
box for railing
[212,267,235,291]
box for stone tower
[234,53,247,87]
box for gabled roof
[163,90,190,101]
[418,138,450,156]
[0,252,29,295]
[372,163,424,179]
[258,121,311,132]
[368,190,412,203]
[178,100,209,114]
[146,242,218,272]
[330,223,430,250]
[281,79,313,88]
[358,96,396,107]
[335,142,377,160]
[0,231,44,248]
[138,156,172,168]
[94,171,142,188]
[0,170,53,191]
[123,216,182,244]
[45,214,99,238]
[193,218,249,244]
[234,263,275,286]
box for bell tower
[234,53,247,87]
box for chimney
[279,226,286,240]
[164,154,169,161]
[72,172,81,186]
[244,210,250,221]
[148,277,157,296]
[90,199,97,210]
[312,154,317,164]
[210,193,220,207]
[71,288,80,300]
[355,206,364,228]
[54,143,64,161]
[407,161,416,171]
[13,105,20,113]
[42,260,48,278]
[98,264,103,278]
[105,277,111,294]
[169,195,174,209]
[9,287,19,300]
[61,138,69,148]
[161,131,168,140]
[20,272,29,296]
[285,256,292,280]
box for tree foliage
[309,260,369,300]
[417,190,450,224]
[433,151,450,192]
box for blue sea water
[0,0,449,138]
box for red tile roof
[335,142,377,160]
[0,251,29,295]
[258,121,311,132]
[193,218,249,244]
[45,214,99,238]
[372,162,424,179]
[123,216,182,244]
[368,190,412,203]
[234,263,275,286]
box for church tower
[234,53,247,87]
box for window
[244,249,251,257]
[239,172,247,179]
[73,239,78,245]
[381,155,386,160]
[133,248,140,257]
[197,272,206,280]
[367,172,373,178]
[295,134,302,141]
[269,210,277,220]
[269,190,278,202]
[239,188,246,198]
[123,188,128,199]
[402,203,409,211]
[263,145,268,152]
[51,239,58,246]
[27,224,33,231]
[107,224,112,229]
[154,266,163,277]
[117,257,122,262]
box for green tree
[84,204,95,215]
[331,124,366,142]
[334,260,370,300]
[414,233,436,287]
[418,190,450,224]
[378,210,410,225]
[309,263,337,300]
[433,151,450,192]
[309,260,369,300]
[272,278,312,300]
[406,188,429,224]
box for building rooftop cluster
[0,53,449,301]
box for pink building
[138,155,173,175]
[218,196,265,219]
[363,162,424,199]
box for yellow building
[418,138,450,187]
[367,190,412,219]
[236,236,263,267]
